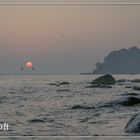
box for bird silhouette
[32,67,35,71]
[21,67,24,71]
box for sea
[0,75,140,140]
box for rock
[56,84,60,87]
[98,85,112,88]
[115,97,140,106]
[71,105,95,109]
[133,86,140,91]
[117,83,125,85]
[117,79,127,83]
[122,93,139,96]
[125,86,132,88]
[99,97,140,107]
[49,83,60,86]
[85,84,100,88]
[59,81,70,85]
[97,103,114,108]
[91,74,116,85]
[131,79,140,83]
[49,83,57,85]
[124,113,140,133]
[28,119,46,123]
[117,81,132,85]
[85,84,112,88]
[95,96,140,109]
[57,89,70,92]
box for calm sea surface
[0,75,140,139]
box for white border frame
[0,0,140,138]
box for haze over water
[0,5,140,74]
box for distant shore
[80,73,94,75]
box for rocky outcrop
[91,74,116,85]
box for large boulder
[91,74,116,85]
[125,113,140,133]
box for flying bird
[21,67,24,71]
[32,67,35,71]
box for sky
[0,5,140,74]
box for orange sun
[26,61,33,68]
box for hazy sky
[0,5,140,74]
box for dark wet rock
[98,97,140,108]
[91,74,116,85]
[56,84,60,87]
[122,93,139,96]
[49,83,57,85]
[133,86,140,91]
[97,103,114,108]
[98,85,112,88]
[117,82,132,85]
[85,85,94,88]
[57,89,70,92]
[89,120,109,124]
[94,113,100,117]
[131,79,140,83]
[71,105,95,109]
[16,111,25,116]
[113,97,140,106]
[124,113,140,133]
[125,86,132,88]
[28,119,46,123]
[42,118,54,122]
[85,84,112,88]
[117,79,127,83]
[72,96,140,111]
[117,83,125,85]
[79,118,90,123]
[7,91,16,94]
[85,84,100,88]
[49,83,60,86]
[59,82,70,85]
[0,96,9,103]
